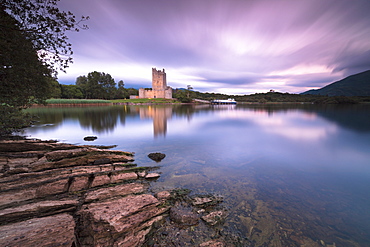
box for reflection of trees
[77,106,137,133]
[79,108,118,133]
[26,107,76,130]
[237,104,370,133]
[27,106,134,133]
[171,104,370,133]
[309,104,370,133]
[28,104,370,135]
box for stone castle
[139,68,172,99]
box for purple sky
[57,0,370,94]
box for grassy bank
[43,98,180,105]
[46,99,112,105]
[111,98,180,104]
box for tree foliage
[47,79,62,98]
[61,84,83,99]
[0,0,88,135]
[1,9,52,107]
[0,106,35,136]
[173,89,194,103]
[189,90,370,104]
[115,80,127,99]
[75,72,138,100]
[76,72,116,99]
[2,0,89,74]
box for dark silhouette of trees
[75,72,138,99]
[2,0,88,74]
[61,85,83,99]
[0,0,88,135]
[76,71,116,99]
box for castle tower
[138,68,172,99]
[152,68,167,90]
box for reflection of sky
[169,107,338,141]
[25,106,370,175]
[163,107,370,175]
[24,105,370,245]
[27,120,87,142]
[252,111,338,141]
[27,115,154,144]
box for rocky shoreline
[0,139,233,246]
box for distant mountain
[301,70,370,96]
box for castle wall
[139,88,172,99]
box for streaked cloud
[58,0,370,94]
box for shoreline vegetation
[43,98,181,106]
[41,92,370,106]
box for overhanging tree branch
[2,0,89,75]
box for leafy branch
[3,0,89,75]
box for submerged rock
[155,191,171,200]
[200,240,226,247]
[192,195,223,208]
[170,205,199,226]
[83,136,97,141]
[145,172,161,179]
[201,210,226,226]
[148,152,166,162]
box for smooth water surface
[25,104,370,246]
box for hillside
[302,70,370,96]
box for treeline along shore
[41,92,370,106]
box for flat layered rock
[0,213,75,247]
[0,200,78,224]
[85,183,147,202]
[45,148,90,161]
[0,140,55,152]
[0,139,172,246]
[77,194,168,246]
[81,194,160,230]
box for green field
[111,98,180,104]
[44,98,180,105]
[46,99,112,104]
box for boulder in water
[148,152,166,162]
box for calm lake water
[25,104,370,246]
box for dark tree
[126,88,139,97]
[0,9,52,135]
[0,0,88,135]
[76,75,89,98]
[2,0,88,74]
[0,9,52,107]
[114,80,127,99]
[61,84,83,99]
[76,72,117,99]
[48,79,62,98]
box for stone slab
[0,213,75,247]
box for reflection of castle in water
[139,106,173,137]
